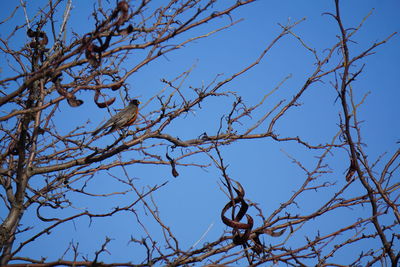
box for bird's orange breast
[125,110,138,126]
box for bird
[92,99,140,136]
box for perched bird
[92,99,140,136]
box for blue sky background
[1,0,399,265]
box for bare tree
[0,0,398,266]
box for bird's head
[130,99,140,106]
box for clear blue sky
[1,0,399,265]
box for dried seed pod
[53,75,84,107]
[67,98,84,107]
[116,1,129,25]
[117,1,129,13]
[27,28,36,38]
[111,83,123,91]
[94,90,116,108]
[232,215,254,245]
